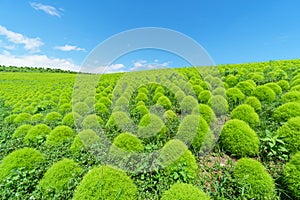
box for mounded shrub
[12,124,32,139]
[231,104,259,127]
[45,125,76,146]
[159,139,198,180]
[265,82,282,96]
[106,111,135,134]
[234,158,275,199]
[212,87,226,97]
[0,148,44,181]
[273,102,300,122]
[73,102,90,115]
[198,90,211,104]
[283,152,300,198]
[38,158,82,195]
[132,105,149,119]
[163,110,178,122]
[208,95,228,116]
[236,80,256,96]
[70,129,101,152]
[72,165,137,200]
[4,114,18,124]
[161,183,210,200]
[111,132,144,152]
[62,112,82,129]
[81,114,103,130]
[180,95,199,115]
[98,96,112,107]
[136,92,148,102]
[177,115,210,152]
[192,85,204,96]
[291,85,300,92]
[244,96,262,111]
[277,80,290,91]
[94,102,109,118]
[220,119,259,157]
[138,113,166,138]
[44,112,63,126]
[226,88,245,105]
[23,124,51,145]
[193,103,216,125]
[156,96,172,110]
[277,117,300,153]
[225,75,238,87]
[280,91,300,104]
[31,113,44,124]
[252,85,276,103]
[153,92,164,103]
[13,113,32,125]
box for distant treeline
[0,65,79,74]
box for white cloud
[130,60,170,71]
[0,25,43,52]
[0,51,79,71]
[87,63,127,74]
[54,44,85,51]
[30,2,61,17]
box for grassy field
[0,59,300,199]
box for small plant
[252,85,276,103]
[81,114,104,130]
[44,111,63,126]
[23,124,51,145]
[208,95,228,116]
[13,113,32,125]
[273,102,300,123]
[12,124,32,139]
[156,96,172,110]
[230,104,260,127]
[283,152,300,198]
[62,112,82,129]
[45,125,76,146]
[244,96,262,111]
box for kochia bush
[62,112,82,129]
[13,113,32,125]
[226,88,245,105]
[12,124,32,139]
[244,96,262,111]
[273,102,300,122]
[72,165,137,200]
[230,104,260,127]
[156,96,172,110]
[277,117,300,153]
[44,112,63,126]
[208,95,228,116]
[23,124,51,145]
[70,129,101,153]
[45,125,76,146]
[252,85,276,103]
[220,119,259,157]
[234,158,275,199]
[161,183,210,200]
[283,152,300,198]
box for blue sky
[0,0,299,72]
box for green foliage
[253,85,276,103]
[73,102,90,115]
[277,117,300,153]
[265,82,282,96]
[244,96,262,111]
[277,80,290,91]
[283,152,300,198]
[94,102,109,118]
[226,87,245,105]
[13,113,32,125]
[156,96,172,110]
[208,95,228,116]
[62,112,82,129]
[180,95,198,115]
[98,96,112,107]
[70,129,101,152]
[160,139,198,181]
[225,75,238,87]
[38,158,82,195]
[4,114,17,124]
[72,165,137,200]
[136,92,148,102]
[0,148,44,181]
[138,113,166,138]
[220,119,259,157]
[31,113,44,124]
[45,125,76,146]
[132,105,149,120]
[273,102,300,122]
[161,183,210,200]
[198,90,211,104]
[212,87,226,97]
[163,110,177,122]
[23,124,51,145]
[58,103,72,114]
[153,92,164,103]
[44,112,63,126]
[230,104,260,127]
[234,158,275,199]
[236,80,256,96]
[81,114,103,130]
[12,124,32,139]
[111,132,144,152]
[280,91,300,103]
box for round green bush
[244,96,262,111]
[212,87,226,97]
[154,86,165,94]
[153,92,164,103]
[159,139,198,180]
[44,112,63,126]
[13,113,32,125]
[253,85,276,103]
[192,85,204,96]
[180,95,199,115]
[236,80,256,96]
[31,113,44,124]
[138,86,149,95]
[265,82,282,96]
[81,114,103,130]
[225,75,238,87]
[291,85,300,92]
[234,158,275,199]
[231,104,259,127]
[163,110,178,123]
[0,148,44,181]
[4,114,18,124]
[72,165,137,200]
[291,78,300,87]
[198,90,211,104]
[12,124,32,139]
[220,119,259,157]
[283,152,300,198]
[273,102,300,122]
[138,113,166,138]
[277,80,290,91]
[70,129,101,152]
[208,95,228,116]
[136,92,148,102]
[177,115,210,152]
[193,103,216,125]
[226,88,245,105]
[94,102,109,118]
[73,102,90,115]
[111,132,144,152]
[62,112,82,129]
[161,183,210,200]
[38,158,82,195]
[277,117,300,153]
[98,96,112,107]
[45,125,76,146]
[23,124,51,144]
[280,91,300,104]
[132,105,149,119]
[156,96,172,110]
[106,111,135,134]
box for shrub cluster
[283,152,300,198]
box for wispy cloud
[0,25,43,52]
[88,63,127,74]
[30,2,61,17]
[130,60,171,71]
[54,44,85,51]
[0,50,79,71]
